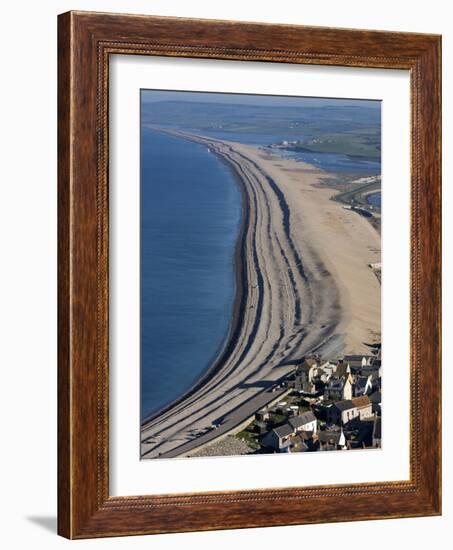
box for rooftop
[352,395,371,408]
[273,424,293,439]
[289,411,316,429]
[318,430,341,444]
[335,363,351,378]
[344,354,374,361]
[333,399,355,412]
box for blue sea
[141,128,242,420]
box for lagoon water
[282,150,380,174]
[367,192,382,207]
[141,128,242,420]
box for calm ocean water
[141,129,242,420]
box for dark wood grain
[57,10,442,539]
[57,11,71,538]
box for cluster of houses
[246,352,382,454]
[267,137,332,150]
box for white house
[261,424,293,451]
[351,395,373,420]
[288,411,318,434]
[327,400,358,425]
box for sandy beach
[141,131,381,458]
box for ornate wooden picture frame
[58,11,441,539]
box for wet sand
[140,131,381,458]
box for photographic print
[140,90,382,459]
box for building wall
[357,406,373,420]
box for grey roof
[318,430,341,444]
[273,424,293,439]
[333,399,355,412]
[326,376,346,389]
[291,436,309,451]
[296,357,318,372]
[289,411,316,429]
[352,395,371,408]
[360,364,380,373]
[354,376,369,389]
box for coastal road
[149,383,290,459]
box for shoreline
[141,130,251,426]
[141,128,381,458]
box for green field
[286,130,380,162]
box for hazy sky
[141,89,380,109]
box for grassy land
[234,396,313,446]
[235,424,261,450]
[142,100,381,145]
[288,130,380,162]
[334,177,381,206]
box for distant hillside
[141,100,381,139]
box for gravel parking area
[188,436,254,457]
